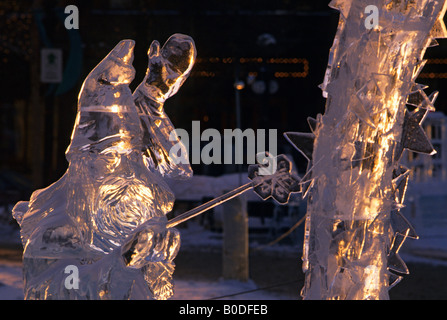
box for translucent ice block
[12,35,196,300]
[295,0,447,300]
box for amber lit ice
[12,34,196,299]
[286,0,447,299]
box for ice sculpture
[285,0,447,299]
[12,34,196,299]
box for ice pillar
[293,0,447,300]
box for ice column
[287,0,447,299]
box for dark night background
[1,0,447,197]
[1,0,447,301]
[0,0,447,197]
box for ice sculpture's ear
[108,39,135,64]
[71,40,140,155]
[78,40,136,107]
[82,39,135,89]
[148,40,160,59]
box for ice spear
[166,154,301,228]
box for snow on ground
[173,279,292,300]
[0,262,23,300]
[0,218,295,300]
[0,263,292,300]
[399,192,447,261]
[0,187,446,300]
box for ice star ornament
[12,34,196,300]
[287,0,447,300]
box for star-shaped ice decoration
[409,83,428,93]
[430,10,447,39]
[392,164,410,205]
[411,59,428,82]
[283,131,316,197]
[388,244,409,274]
[248,154,301,204]
[391,209,418,239]
[387,215,412,275]
[406,86,438,111]
[307,115,320,134]
[395,107,436,160]
[283,132,315,163]
[283,114,322,198]
[388,272,403,289]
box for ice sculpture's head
[79,39,136,109]
[67,40,143,157]
[143,34,196,102]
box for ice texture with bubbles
[12,34,196,300]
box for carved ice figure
[12,34,196,300]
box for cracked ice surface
[12,34,196,300]
[298,0,447,300]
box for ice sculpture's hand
[138,33,196,103]
[121,217,180,269]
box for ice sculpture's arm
[120,216,180,269]
[134,34,196,104]
[166,154,301,228]
[132,34,196,178]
